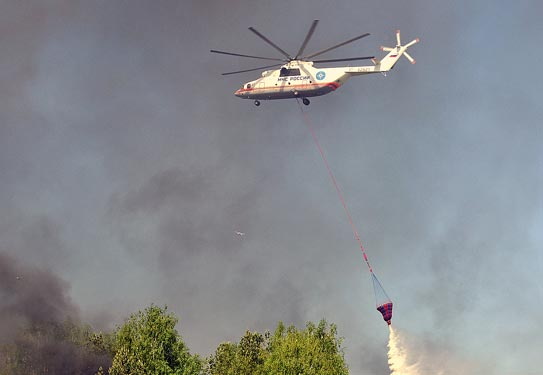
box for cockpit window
[246,83,251,88]
[279,68,301,77]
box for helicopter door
[257,81,265,91]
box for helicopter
[211,20,419,106]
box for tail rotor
[403,52,416,64]
[404,37,420,48]
[379,29,420,67]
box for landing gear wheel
[302,98,310,106]
[254,100,260,106]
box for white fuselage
[234,61,356,100]
[233,42,413,101]
[225,28,420,103]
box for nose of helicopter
[234,88,243,97]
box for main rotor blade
[312,56,375,63]
[221,63,283,76]
[295,20,319,59]
[304,32,370,59]
[210,49,284,61]
[248,27,292,60]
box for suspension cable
[296,99,373,273]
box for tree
[108,305,201,375]
[263,320,349,375]
[206,331,266,375]
[206,342,238,375]
[207,320,348,375]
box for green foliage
[206,342,238,375]
[62,320,116,358]
[263,319,348,375]
[1,302,349,375]
[206,331,266,375]
[108,305,201,375]
[206,320,348,375]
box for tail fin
[377,30,419,72]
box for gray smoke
[1,1,542,374]
[0,252,75,341]
[0,252,111,374]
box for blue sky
[1,1,541,374]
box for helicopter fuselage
[212,22,419,106]
[235,61,356,100]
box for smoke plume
[0,252,111,375]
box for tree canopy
[206,330,267,375]
[206,320,348,375]
[108,305,201,375]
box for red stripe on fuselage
[237,81,340,93]
[326,82,340,90]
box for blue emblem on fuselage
[316,71,326,80]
